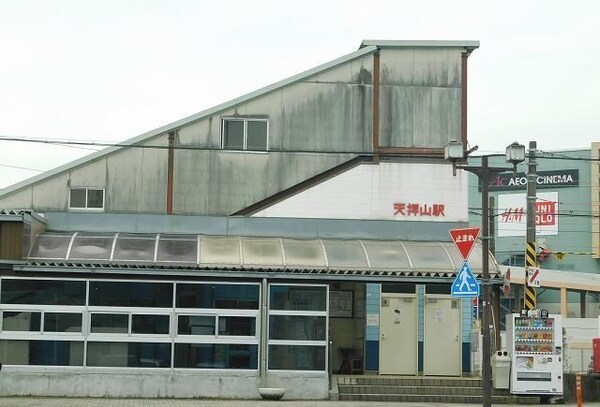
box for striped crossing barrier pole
[576,372,582,407]
[524,241,536,311]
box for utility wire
[1,134,600,160]
[0,163,44,172]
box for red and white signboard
[497,192,559,237]
[449,227,481,260]
[527,266,541,288]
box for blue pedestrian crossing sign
[451,261,480,298]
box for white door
[379,294,417,375]
[424,295,462,376]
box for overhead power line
[0,163,45,172]
[1,134,599,160]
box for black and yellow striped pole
[524,141,537,311]
[525,241,536,310]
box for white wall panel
[254,162,468,221]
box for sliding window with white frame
[267,284,328,371]
[0,277,261,370]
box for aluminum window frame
[68,187,105,211]
[266,283,329,372]
[0,277,261,370]
[220,117,269,152]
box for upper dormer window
[69,188,104,211]
[221,118,268,151]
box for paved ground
[0,398,598,407]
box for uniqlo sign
[449,227,481,260]
[497,192,559,237]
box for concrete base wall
[0,368,329,399]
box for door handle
[381,333,385,340]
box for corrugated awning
[22,232,501,281]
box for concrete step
[338,375,483,387]
[339,384,493,396]
[339,393,540,404]
[334,375,540,404]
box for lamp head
[505,141,526,176]
[444,140,464,162]
[444,140,465,177]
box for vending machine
[506,313,563,396]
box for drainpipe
[461,51,469,147]
[167,131,175,214]
[372,50,380,162]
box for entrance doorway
[379,293,417,375]
[423,295,462,376]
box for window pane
[176,284,259,309]
[268,345,325,371]
[282,239,326,268]
[28,234,72,260]
[89,281,173,307]
[1,279,86,306]
[69,189,86,208]
[0,340,83,366]
[403,241,453,270]
[69,234,114,261]
[87,342,171,368]
[223,120,244,150]
[241,238,282,266]
[2,311,41,331]
[218,316,255,336]
[131,314,169,335]
[322,240,369,268]
[113,235,156,263]
[90,314,128,334]
[177,315,215,335]
[269,286,326,311]
[269,315,326,340]
[44,313,82,333]
[246,121,267,150]
[200,236,240,265]
[157,236,197,264]
[363,241,410,269]
[174,343,257,369]
[87,189,104,209]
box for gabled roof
[0,44,377,198]
[0,39,479,199]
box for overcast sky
[1,0,599,189]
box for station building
[0,40,496,399]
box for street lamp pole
[480,155,493,407]
[445,140,525,407]
[457,157,495,407]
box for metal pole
[260,278,268,387]
[481,155,492,407]
[489,196,501,351]
[525,141,537,310]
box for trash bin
[491,350,511,389]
